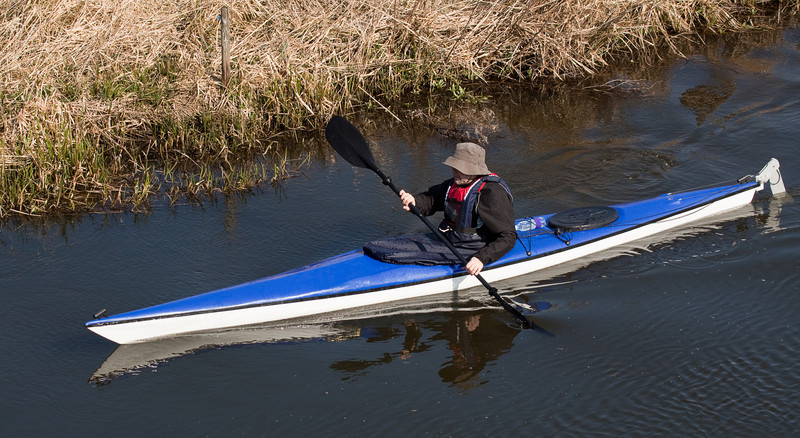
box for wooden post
[220,6,231,86]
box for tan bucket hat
[443,142,491,175]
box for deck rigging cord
[513,179,757,254]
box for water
[3,27,800,436]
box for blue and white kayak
[86,159,787,344]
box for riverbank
[1,0,797,217]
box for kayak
[85,158,787,344]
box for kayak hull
[86,160,784,344]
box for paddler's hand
[399,190,416,212]
[465,257,484,276]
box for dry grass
[0,0,795,216]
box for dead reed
[0,0,795,217]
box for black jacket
[413,178,516,265]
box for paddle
[325,115,532,329]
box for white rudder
[756,158,787,195]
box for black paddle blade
[324,115,533,330]
[325,116,377,171]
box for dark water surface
[3,28,800,436]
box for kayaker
[363,142,515,276]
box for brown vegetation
[0,0,796,217]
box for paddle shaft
[324,115,530,328]
[372,167,532,328]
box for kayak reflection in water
[363,142,516,276]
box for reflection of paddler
[434,313,520,390]
[400,319,423,360]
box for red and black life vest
[443,173,512,236]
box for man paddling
[364,142,515,276]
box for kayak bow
[86,159,787,344]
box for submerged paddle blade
[325,116,377,171]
